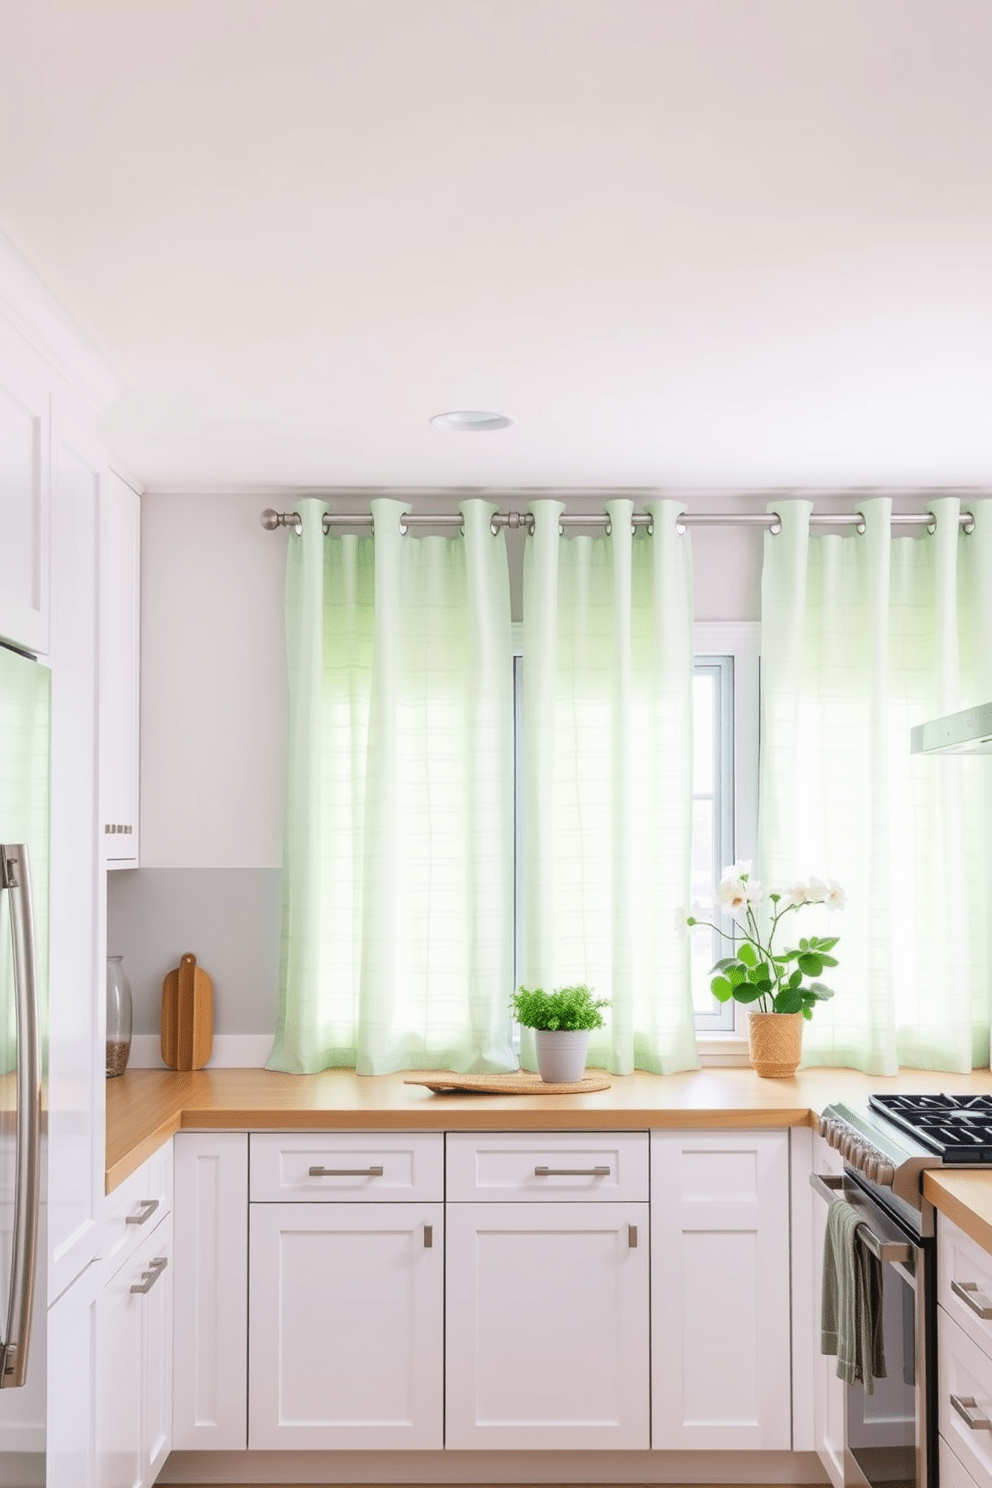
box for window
[512,621,759,1043]
[690,657,735,1032]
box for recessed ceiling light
[429,409,513,433]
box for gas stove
[818,1091,992,1231]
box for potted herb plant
[511,984,609,1083]
[687,862,843,1077]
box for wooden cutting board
[161,953,214,1071]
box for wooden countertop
[106,1064,992,1200]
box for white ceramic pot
[534,1029,590,1084]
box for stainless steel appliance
[0,642,48,1392]
[813,1093,992,1488]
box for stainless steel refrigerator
[0,639,47,1410]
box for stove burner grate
[869,1092,992,1161]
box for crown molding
[0,231,127,414]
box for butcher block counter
[106,1065,992,1250]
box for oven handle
[809,1171,915,1265]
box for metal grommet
[963,511,976,535]
[768,510,783,536]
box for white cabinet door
[100,471,140,867]
[140,1218,173,1486]
[97,1214,173,1488]
[0,317,50,655]
[47,397,105,1303]
[811,1135,847,1487]
[248,1201,443,1450]
[650,1128,792,1451]
[173,1133,248,1451]
[97,1246,144,1488]
[444,1201,649,1450]
[46,1253,101,1488]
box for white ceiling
[3,0,992,494]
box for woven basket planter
[747,1011,804,1079]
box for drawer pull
[308,1165,385,1178]
[629,1224,638,1248]
[952,1394,992,1432]
[534,1165,611,1178]
[125,1199,160,1226]
[952,1279,992,1319]
[130,1257,168,1295]
[424,1224,433,1248]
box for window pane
[691,657,734,1032]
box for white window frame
[694,621,760,1064]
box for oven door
[811,1169,934,1488]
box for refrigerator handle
[0,845,41,1389]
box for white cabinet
[97,1210,173,1488]
[100,470,140,867]
[650,1128,792,1451]
[47,1254,101,1488]
[47,394,107,1303]
[445,1131,649,1451]
[172,1133,248,1451]
[938,1213,992,1488]
[444,1199,649,1450]
[0,316,50,656]
[247,1132,443,1451]
[96,1149,174,1488]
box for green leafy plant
[510,984,609,1032]
[687,862,843,1020]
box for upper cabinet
[101,470,141,867]
[0,316,51,655]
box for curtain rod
[260,507,976,536]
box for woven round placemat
[404,1071,612,1096]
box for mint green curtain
[520,499,698,1075]
[759,498,992,1074]
[269,497,516,1076]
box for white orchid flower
[781,881,809,907]
[805,877,828,903]
[717,872,763,916]
[825,878,846,910]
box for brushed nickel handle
[808,1172,914,1265]
[424,1225,433,1248]
[131,1257,168,1295]
[0,846,41,1389]
[952,1394,992,1431]
[308,1165,384,1178]
[126,1199,160,1226]
[629,1224,638,1248]
[534,1165,611,1177]
[952,1280,992,1319]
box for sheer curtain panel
[520,499,698,1075]
[269,497,516,1076]
[759,498,992,1074]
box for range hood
[911,702,992,755]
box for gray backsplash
[107,867,282,1037]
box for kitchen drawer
[445,1131,648,1202]
[942,1432,992,1488]
[939,1307,992,1488]
[249,1131,443,1202]
[101,1141,173,1281]
[941,1214,992,1360]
